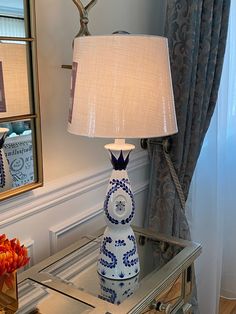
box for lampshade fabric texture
[68,35,177,138]
[0,43,30,117]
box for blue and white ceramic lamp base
[97,139,140,280]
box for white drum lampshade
[68,35,177,138]
[68,35,178,280]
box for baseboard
[221,289,236,299]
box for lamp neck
[104,139,135,171]
[104,139,135,152]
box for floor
[219,297,236,314]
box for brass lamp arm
[62,0,97,68]
[72,0,97,37]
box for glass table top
[17,279,93,314]
[40,231,184,306]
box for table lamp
[68,35,178,280]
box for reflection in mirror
[0,119,34,192]
[0,42,30,117]
[0,0,43,200]
[0,0,25,37]
[0,126,12,191]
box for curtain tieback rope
[162,139,186,211]
[146,138,186,211]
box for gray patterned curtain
[146,0,230,240]
[145,3,230,310]
[145,2,230,311]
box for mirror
[0,0,42,200]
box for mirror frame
[0,0,43,201]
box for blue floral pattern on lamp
[99,237,117,269]
[123,235,139,267]
[104,178,135,226]
[115,200,125,213]
[98,273,139,305]
[97,146,140,280]
[115,240,126,247]
[99,285,117,304]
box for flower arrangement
[0,234,29,289]
[0,235,29,312]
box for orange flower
[0,234,30,276]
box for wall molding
[49,203,103,254]
[0,150,149,228]
[22,239,35,269]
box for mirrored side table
[17,227,201,314]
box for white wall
[0,0,166,266]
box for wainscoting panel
[49,203,104,254]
